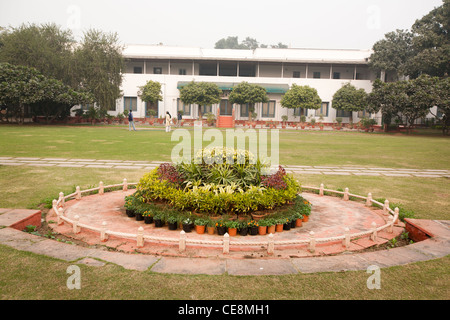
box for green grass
[0,124,449,300]
[1,124,449,169]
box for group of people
[128,111,182,132]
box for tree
[0,23,77,87]
[368,29,414,80]
[280,84,322,119]
[407,0,450,78]
[228,82,268,121]
[138,80,163,117]
[332,83,368,123]
[0,62,91,124]
[431,76,450,135]
[214,36,288,50]
[74,29,124,112]
[179,82,222,119]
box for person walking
[165,111,172,132]
[177,111,182,127]
[128,110,136,131]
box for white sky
[0,0,444,49]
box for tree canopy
[0,23,124,116]
[280,84,322,111]
[0,62,92,123]
[138,80,163,104]
[368,0,449,79]
[179,81,222,118]
[215,36,288,50]
[332,83,368,122]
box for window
[200,105,212,116]
[293,107,307,117]
[319,102,329,117]
[261,101,276,118]
[313,72,321,79]
[239,63,256,77]
[80,104,91,111]
[124,97,137,112]
[333,72,340,79]
[293,71,301,78]
[133,66,142,74]
[179,69,186,75]
[177,98,191,116]
[357,110,369,118]
[240,104,249,117]
[199,63,217,76]
[153,67,162,74]
[219,63,237,77]
[336,109,352,117]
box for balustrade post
[123,178,128,191]
[99,181,104,195]
[383,199,389,213]
[179,230,186,252]
[309,231,316,253]
[343,187,349,201]
[57,207,64,225]
[75,186,81,200]
[319,183,324,196]
[58,192,64,207]
[388,216,394,233]
[343,227,350,249]
[137,227,144,247]
[366,193,372,206]
[370,222,377,241]
[100,221,108,242]
[394,207,399,224]
[267,233,274,255]
[73,215,81,234]
[223,233,230,254]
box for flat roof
[123,45,372,65]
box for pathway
[1,156,449,178]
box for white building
[89,44,382,125]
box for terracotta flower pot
[195,225,205,234]
[295,219,303,227]
[207,226,215,235]
[267,225,276,234]
[276,224,284,232]
[258,226,267,235]
[302,215,309,222]
[228,228,237,236]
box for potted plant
[194,218,208,234]
[167,215,178,230]
[335,117,343,130]
[238,220,248,236]
[283,217,291,230]
[182,217,193,233]
[310,117,316,128]
[225,220,239,236]
[292,212,303,227]
[281,115,288,129]
[300,115,307,129]
[248,220,258,236]
[143,210,154,224]
[124,196,136,217]
[266,218,276,234]
[153,212,165,228]
[135,207,145,221]
[257,218,269,235]
[206,219,215,235]
[275,218,284,232]
[216,220,227,236]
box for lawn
[0,124,449,300]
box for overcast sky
[0,0,444,49]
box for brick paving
[0,156,449,177]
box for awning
[177,82,288,94]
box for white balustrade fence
[52,180,401,255]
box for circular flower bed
[124,147,312,235]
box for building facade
[86,45,382,124]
